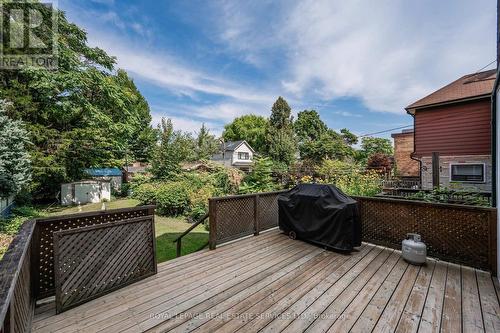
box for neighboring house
[123,162,150,182]
[85,167,123,191]
[406,69,496,192]
[391,129,419,180]
[211,140,254,171]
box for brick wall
[420,154,492,192]
[392,131,419,177]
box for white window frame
[238,152,250,160]
[449,163,486,183]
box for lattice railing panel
[53,216,156,313]
[258,193,280,231]
[215,196,255,244]
[354,196,496,271]
[33,206,154,299]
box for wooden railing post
[176,238,182,258]
[254,194,260,236]
[208,199,217,250]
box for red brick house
[406,69,496,192]
[391,129,419,179]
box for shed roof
[85,168,122,177]
[405,69,496,112]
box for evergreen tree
[0,101,31,197]
[266,97,297,166]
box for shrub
[132,183,159,205]
[187,185,215,221]
[155,182,190,216]
[317,159,382,196]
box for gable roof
[85,167,122,177]
[406,69,496,113]
[223,140,255,153]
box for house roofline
[227,140,255,153]
[405,93,491,115]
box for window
[450,164,484,182]
[238,152,250,160]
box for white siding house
[211,140,254,171]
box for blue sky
[58,0,496,140]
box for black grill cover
[278,184,362,251]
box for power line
[359,125,413,138]
[473,59,496,74]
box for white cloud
[209,0,496,113]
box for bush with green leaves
[155,182,190,216]
[132,183,159,205]
[316,159,382,196]
[239,157,280,194]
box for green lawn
[1,198,208,263]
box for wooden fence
[54,216,156,313]
[353,196,497,273]
[208,191,284,248]
[0,205,156,332]
[208,191,497,273]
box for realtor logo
[0,0,58,70]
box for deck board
[31,229,500,333]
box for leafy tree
[357,137,393,164]
[294,111,356,163]
[0,3,155,198]
[367,153,393,173]
[194,123,219,160]
[340,128,358,146]
[222,115,268,152]
[150,118,195,179]
[0,101,31,197]
[239,157,277,194]
[266,97,297,166]
[294,110,327,141]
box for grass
[0,198,208,263]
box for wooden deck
[32,229,500,333]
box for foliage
[151,118,195,179]
[357,137,393,164]
[294,110,357,163]
[0,101,31,197]
[367,153,393,173]
[155,182,190,216]
[294,110,327,141]
[317,159,382,196]
[239,157,279,194]
[194,124,219,160]
[0,3,155,199]
[0,206,44,235]
[408,187,490,206]
[223,115,268,153]
[266,97,297,166]
[131,183,159,205]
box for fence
[353,196,497,273]
[0,205,156,332]
[33,205,155,299]
[54,216,156,313]
[208,191,284,248]
[208,191,497,273]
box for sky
[58,0,496,140]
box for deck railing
[0,205,156,332]
[208,191,285,249]
[208,191,497,274]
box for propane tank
[402,233,427,265]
